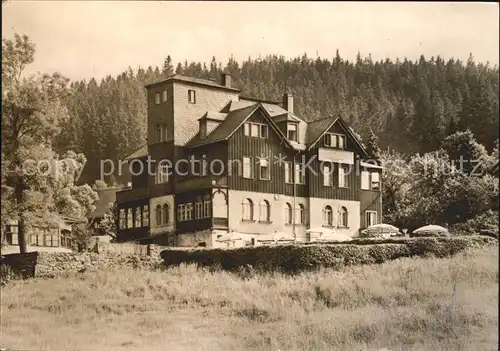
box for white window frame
[195,197,203,219]
[361,171,370,190]
[244,122,268,138]
[365,211,378,227]
[259,158,270,180]
[323,163,333,187]
[185,203,193,220]
[324,133,346,149]
[371,172,380,191]
[295,163,305,184]
[156,125,162,143]
[162,89,168,103]
[155,92,161,105]
[142,205,149,227]
[178,204,185,221]
[243,156,254,179]
[259,200,271,222]
[156,163,169,184]
[242,198,254,221]
[203,195,211,218]
[338,206,348,228]
[338,165,349,188]
[287,123,298,141]
[284,161,293,184]
[323,206,333,227]
[188,89,196,104]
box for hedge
[160,236,497,274]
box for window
[259,200,271,222]
[156,205,162,225]
[287,123,297,141]
[284,162,293,184]
[203,194,211,218]
[7,225,19,245]
[323,205,333,227]
[242,198,254,221]
[30,234,38,246]
[195,197,203,219]
[295,163,305,184]
[366,211,378,227]
[285,203,293,224]
[297,204,305,225]
[260,124,268,138]
[371,172,380,190]
[156,125,162,143]
[142,205,149,226]
[163,204,170,224]
[162,89,168,103]
[185,203,193,220]
[323,163,333,187]
[338,206,348,228]
[251,123,259,137]
[119,209,126,229]
[44,234,53,247]
[324,133,346,149]
[163,125,168,141]
[259,158,270,180]
[156,163,169,184]
[338,165,349,188]
[178,204,185,221]
[361,171,370,190]
[155,92,161,104]
[127,208,133,228]
[243,122,268,138]
[243,156,253,179]
[134,207,141,228]
[361,171,380,190]
[188,89,196,103]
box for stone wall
[1,244,164,279]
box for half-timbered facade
[115,74,383,246]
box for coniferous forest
[55,53,499,184]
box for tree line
[55,52,499,184]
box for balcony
[116,187,149,204]
[212,217,228,229]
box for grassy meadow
[1,246,498,351]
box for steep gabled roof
[186,103,295,149]
[144,74,240,92]
[186,104,259,148]
[306,117,336,145]
[306,115,370,158]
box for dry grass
[1,246,498,351]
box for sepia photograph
[1,1,499,350]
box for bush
[160,236,497,274]
[409,231,450,238]
[449,210,499,236]
[0,264,22,286]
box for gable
[307,116,369,158]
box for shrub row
[160,236,497,274]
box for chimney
[283,93,294,114]
[221,73,232,88]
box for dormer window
[287,123,297,142]
[188,89,196,104]
[324,133,346,149]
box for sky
[2,1,499,82]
